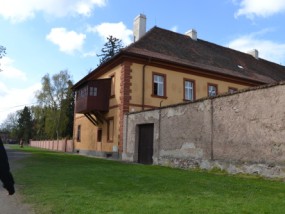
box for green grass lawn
[12,146,285,214]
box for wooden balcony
[75,79,111,114]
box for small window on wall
[184,79,195,101]
[97,129,102,142]
[153,73,166,97]
[110,74,115,98]
[107,118,114,142]
[77,125,81,142]
[208,83,218,97]
[78,86,88,98]
[228,87,238,93]
[89,87,97,96]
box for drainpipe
[142,58,151,111]
[142,64,147,110]
[157,100,163,164]
[210,98,214,160]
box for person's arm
[0,138,15,195]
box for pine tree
[0,45,5,58]
[17,106,33,143]
[0,45,6,71]
[97,36,123,65]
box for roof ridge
[142,26,284,67]
[123,26,159,51]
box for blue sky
[1,0,285,124]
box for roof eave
[73,49,268,90]
[121,51,268,86]
[72,53,125,90]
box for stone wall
[123,82,285,178]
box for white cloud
[46,28,86,54]
[74,0,106,16]
[0,0,107,22]
[235,0,285,19]
[0,57,41,123]
[227,31,285,64]
[83,51,97,58]
[87,22,133,46]
[0,57,27,80]
[171,26,178,32]
[0,82,41,124]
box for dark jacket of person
[0,137,15,195]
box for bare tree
[36,70,74,139]
[0,112,19,140]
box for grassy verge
[12,146,285,214]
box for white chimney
[247,49,259,59]
[133,14,146,42]
[185,29,197,41]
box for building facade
[72,14,285,158]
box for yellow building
[72,14,285,158]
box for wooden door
[138,124,154,164]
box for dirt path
[0,146,34,214]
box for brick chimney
[133,14,146,42]
[185,29,197,41]
[247,49,259,59]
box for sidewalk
[0,146,34,214]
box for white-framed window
[184,79,195,101]
[208,84,218,97]
[153,73,165,97]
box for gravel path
[0,146,34,214]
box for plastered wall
[73,65,121,155]
[123,82,285,178]
[129,63,248,108]
[213,84,285,164]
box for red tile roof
[123,26,285,84]
[74,26,285,89]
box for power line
[0,103,37,112]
